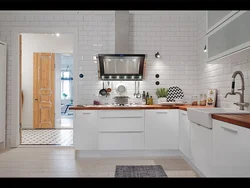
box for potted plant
[62,93,68,99]
[156,88,168,103]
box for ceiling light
[204,45,207,52]
[52,34,54,36]
[56,33,60,37]
[155,52,160,58]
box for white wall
[0,11,201,146]
[55,54,61,128]
[21,33,73,129]
[196,11,250,111]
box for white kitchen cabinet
[206,11,238,34]
[179,110,191,160]
[0,42,6,145]
[190,122,212,177]
[98,110,144,150]
[212,120,250,177]
[99,132,144,150]
[207,11,250,64]
[74,110,98,150]
[145,110,179,150]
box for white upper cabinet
[207,11,250,64]
[206,11,238,34]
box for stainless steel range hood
[97,11,146,81]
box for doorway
[19,33,74,146]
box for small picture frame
[206,89,217,107]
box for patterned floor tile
[21,129,73,146]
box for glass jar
[191,95,198,106]
[200,94,207,106]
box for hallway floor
[0,147,198,177]
[21,129,73,146]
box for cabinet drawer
[98,117,144,132]
[99,110,144,118]
[98,132,144,150]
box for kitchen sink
[187,108,250,129]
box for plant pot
[157,97,167,104]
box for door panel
[33,53,55,128]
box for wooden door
[33,53,55,128]
[19,34,22,142]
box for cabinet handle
[221,126,238,133]
[156,112,168,114]
[82,112,91,114]
[182,113,186,115]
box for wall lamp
[155,52,161,58]
[204,45,207,52]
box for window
[61,71,72,99]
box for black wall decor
[155,81,160,85]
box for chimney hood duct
[97,11,146,81]
[115,11,129,54]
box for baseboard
[0,141,5,149]
[75,150,182,158]
[180,152,205,177]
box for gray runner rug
[114,165,167,178]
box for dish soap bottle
[149,96,153,105]
[146,92,149,105]
[142,91,146,105]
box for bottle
[146,92,149,105]
[191,95,198,106]
[142,91,146,105]
[149,96,153,105]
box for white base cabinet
[212,120,250,177]
[74,110,98,150]
[98,110,144,150]
[145,110,179,150]
[178,111,192,161]
[190,122,212,177]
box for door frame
[11,27,78,147]
[0,41,7,149]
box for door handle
[34,99,38,101]
[156,111,168,114]
[221,126,238,133]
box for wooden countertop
[69,104,214,111]
[212,114,250,129]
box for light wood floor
[0,147,198,177]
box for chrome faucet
[225,70,249,110]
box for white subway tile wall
[196,12,250,111]
[0,11,249,147]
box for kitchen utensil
[99,81,107,96]
[106,81,112,93]
[136,81,141,98]
[166,86,184,102]
[116,83,127,95]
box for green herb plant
[156,88,168,98]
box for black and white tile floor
[21,129,73,146]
